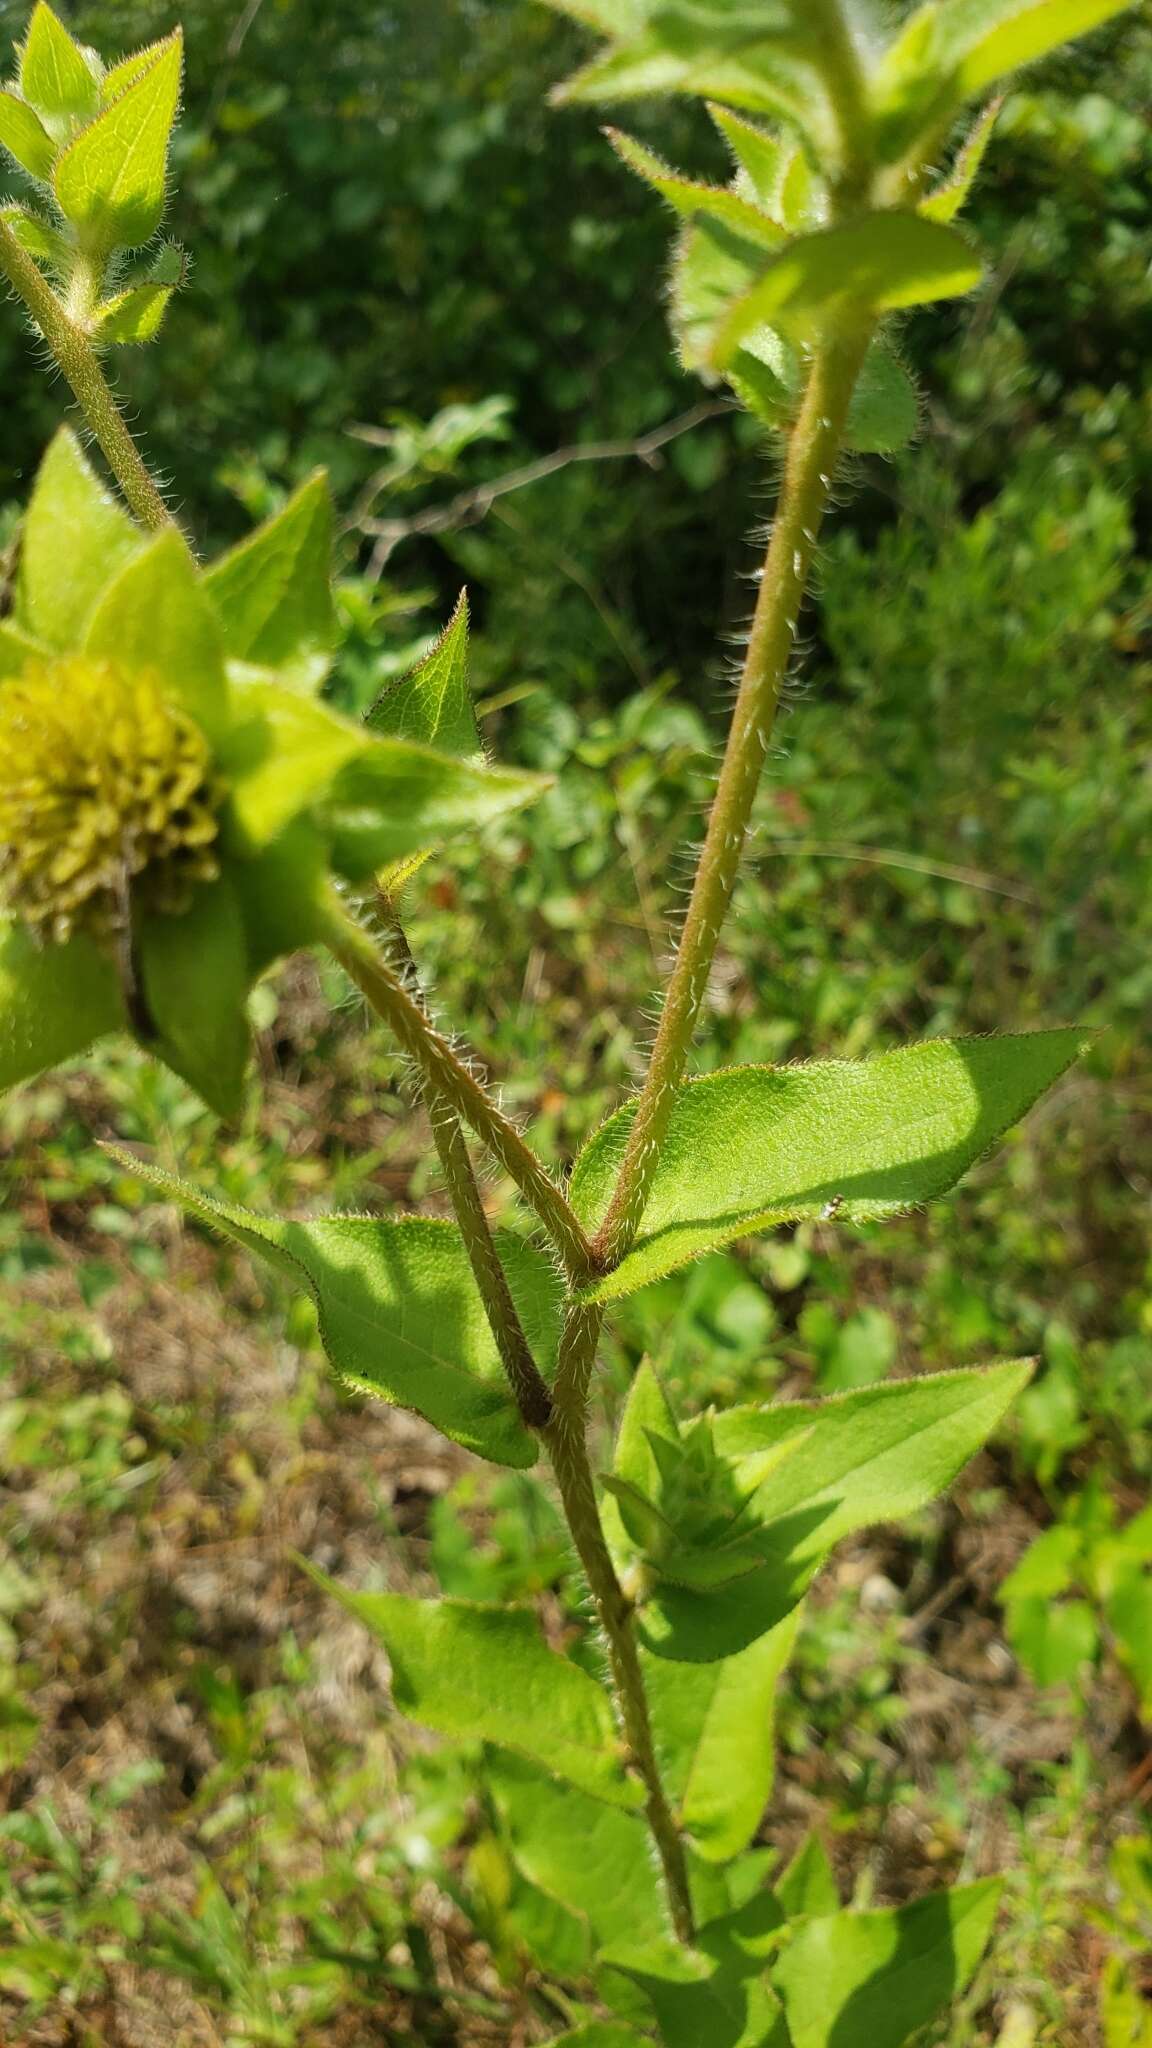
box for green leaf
[0,202,71,270]
[671,214,774,372]
[936,0,1139,95]
[485,1750,670,1950]
[218,676,369,851]
[136,878,251,1119]
[641,1362,1033,1659]
[609,1934,786,2047]
[16,427,144,649]
[229,818,329,975]
[642,1609,801,1860]
[100,36,175,105]
[0,618,47,678]
[93,279,173,342]
[324,735,549,880]
[608,128,785,245]
[0,91,56,179]
[772,1880,1002,2048]
[1003,1595,1099,1688]
[203,474,338,693]
[570,1031,1085,1303]
[774,1834,839,1920]
[84,529,229,741]
[100,1160,558,1468]
[1108,1574,1152,1713]
[366,588,479,756]
[0,917,124,1093]
[53,31,182,252]
[844,342,921,453]
[708,101,787,207]
[711,212,982,364]
[19,5,100,128]
[920,97,1002,223]
[305,1576,639,1809]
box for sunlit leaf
[608,128,785,244]
[0,200,70,268]
[570,1032,1085,1303]
[84,528,229,740]
[18,3,100,128]
[366,588,479,756]
[53,31,182,250]
[93,279,173,341]
[101,1158,559,1468]
[306,1573,639,1808]
[204,473,338,693]
[772,1881,1002,2048]
[920,97,1002,223]
[15,427,144,649]
[0,90,56,178]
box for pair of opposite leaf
[0,430,544,1117]
[0,3,189,344]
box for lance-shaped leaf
[101,1156,559,1468]
[0,91,56,179]
[306,1573,639,1809]
[641,1609,801,1861]
[0,918,124,1094]
[16,428,144,650]
[136,878,251,1120]
[772,1881,1002,2048]
[84,529,229,741]
[18,4,100,128]
[632,1362,1033,1660]
[671,214,769,371]
[711,212,982,364]
[100,36,175,106]
[204,474,338,693]
[53,31,182,251]
[608,129,786,246]
[1,202,71,270]
[920,97,1002,224]
[93,279,173,342]
[570,1031,1085,1303]
[367,589,479,756]
[934,0,1137,96]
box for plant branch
[380,905,552,1429]
[323,895,597,1288]
[592,322,875,1270]
[543,1301,695,1944]
[349,401,731,575]
[0,216,173,533]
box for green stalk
[0,215,173,533]
[324,896,597,1288]
[543,1301,695,1944]
[592,321,875,1271]
[382,906,552,1429]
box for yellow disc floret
[0,656,221,945]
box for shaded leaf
[0,90,56,178]
[546,2027,651,2047]
[671,213,773,371]
[16,427,144,649]
[53,31,182,251]
[642,1609,801,1860]
[306,1575,639,1808]
[0,201,70,268]
[485,1749,669,1949]
[101,1160,558,1468]
[772,1881,1002,2048]
[0,917,123,1093]
[203,474,338,692]
[0,619,47,678]
[366,588,479,755]
[136,877,250,1119]
[570,1032,1085,1303]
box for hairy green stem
[593,322,875,1270]
[544,1302,695,1945]
[324,896,597,1287]
[381,906,552,1429]
[0,217,173,533]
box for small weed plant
[0,2,1138,2040]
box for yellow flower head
[0,655,220,945]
